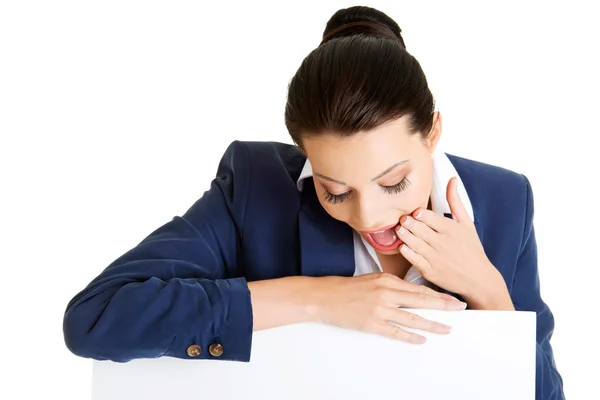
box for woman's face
[302,113,442,256]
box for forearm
[248,276,322,331]
[64,274,253,362]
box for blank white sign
[93,309,536,400]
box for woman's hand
[396,177,514,310]
[310,272,467,344]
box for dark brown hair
[284,6,437,148]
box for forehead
[302,117,421,183]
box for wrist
[248,276,327,331]
[464,271,515,311]
[288,276,329,323]
[303,276,340,324]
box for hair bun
[321,6,405,48]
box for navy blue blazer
[63,140,564,399]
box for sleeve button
[186,344,202,357]
[209,343,224,357]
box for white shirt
[296,149,474,285]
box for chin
[374,247,402,256]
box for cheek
[399,170,434,211]
[414,174,433,199]
[417,171,434,208]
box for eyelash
[323,178,411,204]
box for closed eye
[323,178,411,204]
[323,189,351,205]
[381,177,410,194]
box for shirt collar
[296,149,474,222]
[296,159,313,192]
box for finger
[446,177,472,227]
[399,280,461,302]
[377,321,427,344]
[374,273,459,301]
[411,208,453,233]
[396,225,435,261]
[393,287,467,311]
[397,237,433,278]
[383,308,452,335]
[399,215,438,247]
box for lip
[359,223,400,235]
[360,223,404,252]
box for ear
[424,111,442,154]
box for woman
[63,5,564,399]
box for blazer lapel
[297,178,355,277]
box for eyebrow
[313,160,409,185]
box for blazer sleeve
[63,141,254,362]
[510,175,565,399]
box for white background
[1,1,597,399]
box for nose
[353,194,384,230]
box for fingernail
[415,210,423,219]
[410,335,427,344]
[447,300,467,311]
[403,217,412,226]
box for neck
[376,252,412,279]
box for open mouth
[363,224,403,252]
